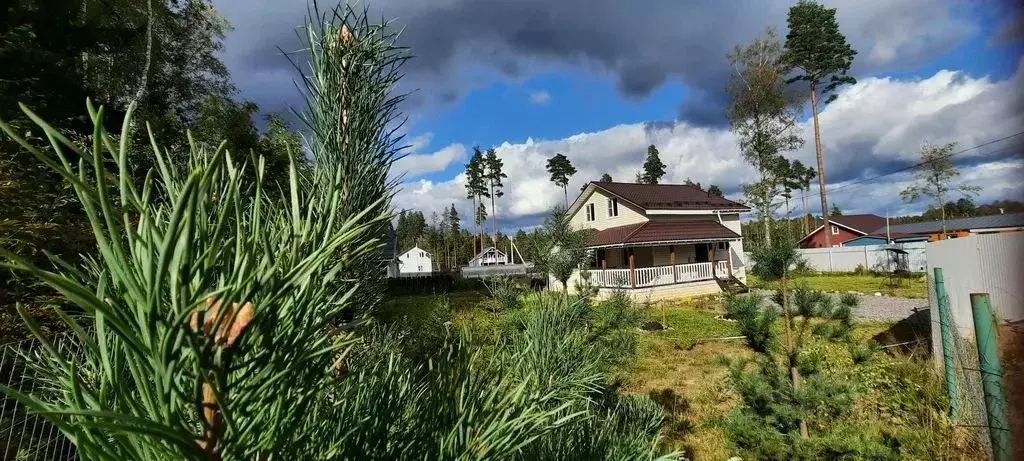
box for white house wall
[398,248,434,274]
[570,188,648,231]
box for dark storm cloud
[214,0,978,125]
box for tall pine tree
[484,148,506,246]
[546,153,577,207]
[640,144,666,184]
[464,147,489,253]
[781,0,857,249]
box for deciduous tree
[727,28,803,245]
[900,142,982,235]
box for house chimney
[999,207,1005,215]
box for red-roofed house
[563,181,750,300]
[797,214,888,248]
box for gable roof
[568,181,749,216]
[593,182,750,211]
[797,214,887,244]
[830,214,888,234]
[470,246,506,261]
[399,246,430,258]
[589,220,741,248]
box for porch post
[710,243,717,278]
[628,248,636,289]
[726,241,733,278]
[669,245,677,283]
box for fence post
[970,293,1012,461]
[933,267,958,418]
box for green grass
[622,298,744,459]
[748,273,929,298]
[381,289,977,460]
[377,289,490,324]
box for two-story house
[564,181,750,300]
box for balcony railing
[586,261,729,288]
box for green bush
[483,275,523,312]
[724,294,777,353]
[0,4,680,459]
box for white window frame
[830,225,839,235]
[586,203,595,221]
[606,197,619,217]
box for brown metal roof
[797,214,890,244]
[830,214,887,234]
[592,181,750,211]
[589,220,740,247]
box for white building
[398,246,434,275]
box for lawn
[748,272,929,298]
[623,298,745,459]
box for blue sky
[215,0,1024,230]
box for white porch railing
[588,268,631,287]
[586,261,731,289]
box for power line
[787,130,1024,204]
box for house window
[830,225,839,235]
[606,197,619,217]
[586,203,595,221]
[417,265,423,271]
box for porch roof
[588,220,740,248]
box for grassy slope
[748,273,929,298]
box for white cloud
[528,90,551,105]
[405,132,434,152]
[392,143,468,180]
[395,58,1024,231]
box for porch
[586,260,730,289]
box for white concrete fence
[745,241,928,273]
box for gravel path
[749,289,928,322]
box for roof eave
[587,236,742,249]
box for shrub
[724,295,776,353]
[0,5,680,459]
[483,275,523,312]
[848,340,878,365]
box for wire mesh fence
[0,339,76,461]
